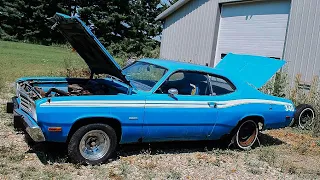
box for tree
[78,0,163,57]
[0,0,26,41]
[0,0,68,44]
[0,0,164,57]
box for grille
[16,83,38,121]
[19,92,33,114]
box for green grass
[0,40,86,82]
[0,40,124,83]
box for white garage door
[214,0,291,65]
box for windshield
[122,61,167,91]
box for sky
[161,0,170,5]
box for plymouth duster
[6,13,314,165]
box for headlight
[30,104,37,122]
[15,82,19,96]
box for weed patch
[280,160,298,174]
[119,161,130,178]
[257,148,277,166]
[9,153,25,162]
[108,168,123,180]
[248,168,263,175]
[166,170,181,180]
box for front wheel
[233,120,259,150]
[68,124,117,165]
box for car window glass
[122,62,167,91]
[157,71,211,96]
[169,72,184,81]
[208,75,235,95]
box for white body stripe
[40,103,145,108]
[40,99,293,109]
[215,99,292,108]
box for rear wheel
[294,104,315,129]
[68,124,117,165]
[233,120,259,150]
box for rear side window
[208,75,235,95]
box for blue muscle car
[6,13,298,165]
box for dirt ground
[0,90,320,180]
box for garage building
[156,0,320,85]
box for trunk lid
[50,13,130,85]
[215,53,286,88]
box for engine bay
[18,79,125,100]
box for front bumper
[6,96,18,113]
[7,98,45,142]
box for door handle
[208,102,217,108]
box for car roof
[138,58,249,89]
[139,58,225,75]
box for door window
[157,71,211,96]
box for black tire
[293,104,315,129]
[68,123,117,165]
[232,120,259,150]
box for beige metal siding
[160,0,219,65]
[215,0,290,65]
[284,0,320,84]
[160,0,320,84]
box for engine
[18,79,122,100]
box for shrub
[261,72,320,137]
[260,72,288,97]
[289,75,320,136]
[62,57,90,78]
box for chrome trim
[16,83,38,121]
[14,109,45,142]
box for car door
[143,71,219,142]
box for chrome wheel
[236,120,258,150]
[79,130,110,161]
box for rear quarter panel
[211,102,294,140]
[210,82,294,140]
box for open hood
[50,13,129,85]
[215,53,286,89]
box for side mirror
[168,88,178,97]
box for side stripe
[216,99,292,108]
[39,99,292,109]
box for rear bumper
[7,97,45,142]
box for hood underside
[50,13,129,85]
[216,53,286,88]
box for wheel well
[230,116,264,136]
[67,117,122,143]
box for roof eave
[156,0,192,21]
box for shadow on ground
[257,133,284,147]
[25,132,284,164]
[26,142,68,165]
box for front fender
[37,105,123,142]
